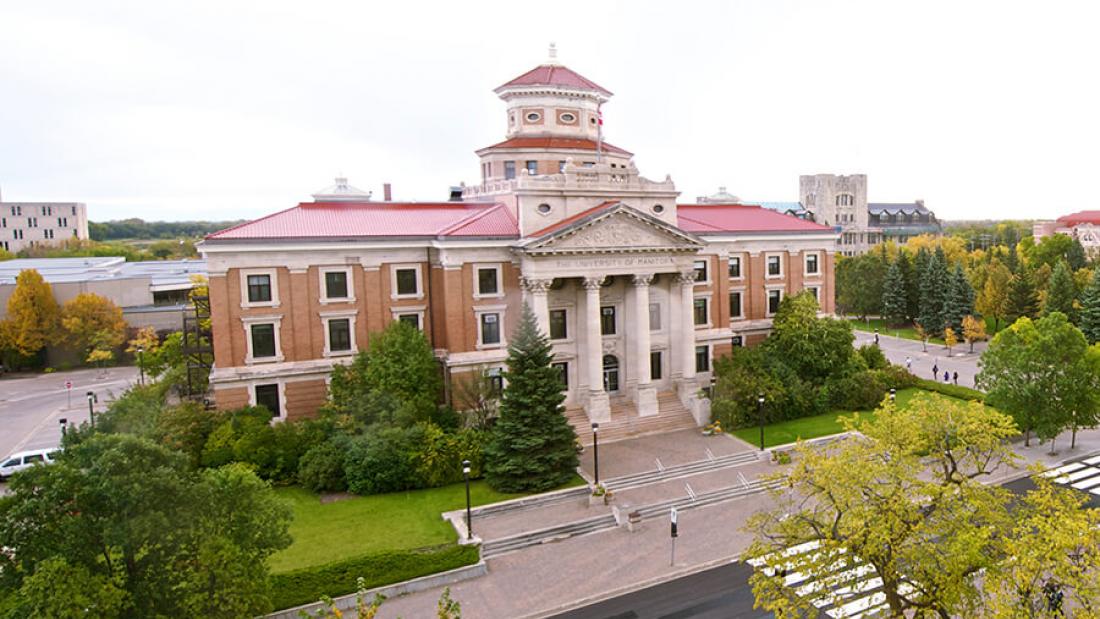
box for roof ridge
[436,203,508,236]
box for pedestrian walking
[932,361,939,379]
[953,371,958,386]
[905,356,912,371]
[874,329,880,346]
[943,370,950,383]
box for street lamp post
[757,393,766,451]
[592,422,600,486]
[889,388,896,403]
[462,459,472,541]
[86,391,96,428]
[58,418,67,439]
[137,345,145,386]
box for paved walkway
[853,329,984,388]
[578,428,753,480]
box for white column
[583,276,611,422]
[677,270,697,382]
[633,274,659,416]
[521,277,553,337]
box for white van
[0,448,59,481]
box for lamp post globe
[462,459,472,541]
[86,391,95,427]
[757,393,766,451]
[889,388,896,402]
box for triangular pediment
[524,203,703,255]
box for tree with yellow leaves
[944,327,958,356]
[914,322,929,352]
[60,293,127,362]
[0,269,61,362]
[962,314,987,353]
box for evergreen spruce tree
[1005,242,1020,274]
[1068,237,1088,271]
[918,253,948,336]
[881,257,908,326]
[942,263,975,333]
[1079,268,1100,344]
[897,251,919,322]
[1005,268,1040,323]
[484,304,578,493]
[1044,260,1078,323]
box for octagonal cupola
[495,44,611,141]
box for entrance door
[602,355,620,393]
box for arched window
[835,194,854,207]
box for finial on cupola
[548,42,558,64]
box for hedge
[913,378,985,402]
[269,543,480,611]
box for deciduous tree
[484,304,578,492]
[60,292,127,360]
[762,291,854,385]
[962,314,987,353]
[976,259,1012,332]
[944,327,958,356]
[0,269,60,359]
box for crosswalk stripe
[1055,467,1100,484]
[1072,476,1100,490]
[1044,462,1086,477]
[1085,455,1100,465]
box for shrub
[823,370,893,411]
[155,402,225,468]
[94,383,169,438]
[268,544,479,612]
[201,407,326,483]
[298,438,349,493]
[914,378,984,401]
[344,426,423,495]
[857,344,889,370]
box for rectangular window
[328,318,351,352]
[255,384,280,418]
[767,255,782,276]
[1,218,5,228]
[247,274,272,303]
[600,306,616,335]
[477,267,499,295]
[549,309,567,340]
[729,291,743,319]
[728,256,741,278]
[71,205,76,215]
[649,303,660,331]
[398,313,421,330]
[487,368,504,395]
[805,253,819,274]
[480,313,501,345]
[695,345,710,373]
[768,289,782,315]
[526,160,538,175]
[806,287,819,302]
[504,161,516,180]
[324,271,349,299]
[552,362,568,390]
[650,351,662,380]
[395,268,418,296]
[693,259,708,282]
[250,324,276,358]
[558,160,566,173]
[693,298,708,326]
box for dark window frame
[395,268,419,296]
[477,267,499,296]
[728,256,741,278]
[255,384,280,418]
[480,313,501,345]
[247,274,272,303]
[328,318,352,352]
[549,309,568,340]
[600,306,616,335]
[250,323,277,358]
[324,270,349,299]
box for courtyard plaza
[851,327,985,388]
[363,421,1100,618]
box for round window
[526,112,541,122]
[652,204,665,214]
[560,112,576,123]
[537,203,552,214]
[590,117,597,124]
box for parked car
[0,448,59,481]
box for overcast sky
[2,1,1098,223]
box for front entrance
[603,354,620,393]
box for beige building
[1034,211,1100,256]
[200,52,838,433]
[0,192,89,253]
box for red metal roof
[477,137,632,156]
[206,202,518,240]
[676,204,835,234]
[496,64,612,96]
[1057,210,1100,227]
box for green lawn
[270,476,584,573]
[846,317,1003,345]
[730,388,981,448]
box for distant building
[0,257,206,333]
[0,191,89,253]
[1034,211,1100,255]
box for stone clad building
[200,54,838,433]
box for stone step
[481,513,619,559]
[467,485,591,518]
[602,451,761,492]
[631,478,784,520]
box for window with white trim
[397,313,421,330]
[552,362,569,391]
[327,318,352,354]
[475,265,502,297]
[479,312,501,346]
[254,384,281,418]
[249,323,278,360]
[728,256,742,278]
[321,268,353,302]
[805,252,820,275]
[695,345,710,373]
[766,254,783,277]
[693,259,709,283]
[805,286,820,303]
[600,306,616,335]
[767,289,783,315]
[241,269,278,308]
[392,265,421,298]
[729,291,743,319]
[650,351,662,380]
[549,309,568,340]
[693,298,708,326]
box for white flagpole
[596,102,603,164]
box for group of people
[873,330,962,386]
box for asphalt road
[852,328,984,388]
[0,366,139,460]
[550,561,779,619]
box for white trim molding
[319,266,356,304]
[390,263,424,300]
[241,314,285,364]
[472,263,505,299]
[320,309,359,358]
[240,268,280,309]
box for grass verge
[846,316,1002,346]
[730,387,985,448]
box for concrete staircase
[601,450,761,493]
[481,513,619,559]
[567,391,698,446]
